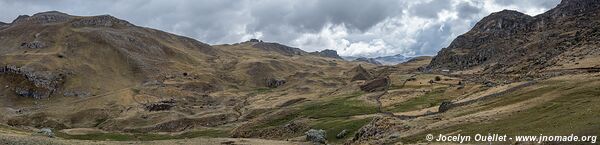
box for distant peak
[32,11,70,16]
[471,9,532,34]
[489,9,530,18]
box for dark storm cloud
[0,0,562,57]
[410,0,452,19]
[494,0,561,9]
[456,2,482,18]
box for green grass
[299,92,376,118]
[399,80,600,144]
[56,129,229,141]
[254,87,272,93]
[252,91,375,128]
[454,85,559,117]
[385,87,449,113]
[310,117,373,143]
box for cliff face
[428,0,600,74]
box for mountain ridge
[428,0,600,77]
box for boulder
[360,77,390,92]
[305,129,327,145]
[438,101,453,112]
[37,128,54,138]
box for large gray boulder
[305,129,327,145]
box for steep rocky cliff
[428,0,600,75]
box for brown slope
[0,11,372,136]
[428,0,600,75]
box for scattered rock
[305,129,327,145]
[484,80,497,87]
[20,40,46,49]
[1,65,65,99]
[266,78,286,88]
[144,99,176,111]
[360,77,390,92]
[336,129,348,139]
[438,101,453,112]
[71,15,132,27]
[36,128,54,138]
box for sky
[0,0,561,57]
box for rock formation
[360,76,390,92]
[345,65,373,81]
[266,78,286,88]
[309,49,343,59]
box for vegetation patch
[56,129,229,141]
[299,92,377,118]
[385,87,449,113]
[399,80,600,144]
[252,91,375,128]
[310,117,373,143]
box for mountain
[343,54,413,65]
[428,0,600,76]
[373,54,412,65]
[0,11,371,137]
[353,57,382,65]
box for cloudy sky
[0,0,560,57]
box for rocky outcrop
[428,0,600,75]
[71,15,132,28]
[438,101,453,113]
[360,76,390,92]
[305,129,327,144]
[11,11,72,24]
[266,78,286,88]
[144,99,176,111]
[0,65,65,99]
[354,57,382,65]
[310,49,343,59]
[345,65,373,81]
[350,117,400,144]
[20,40,46,49]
